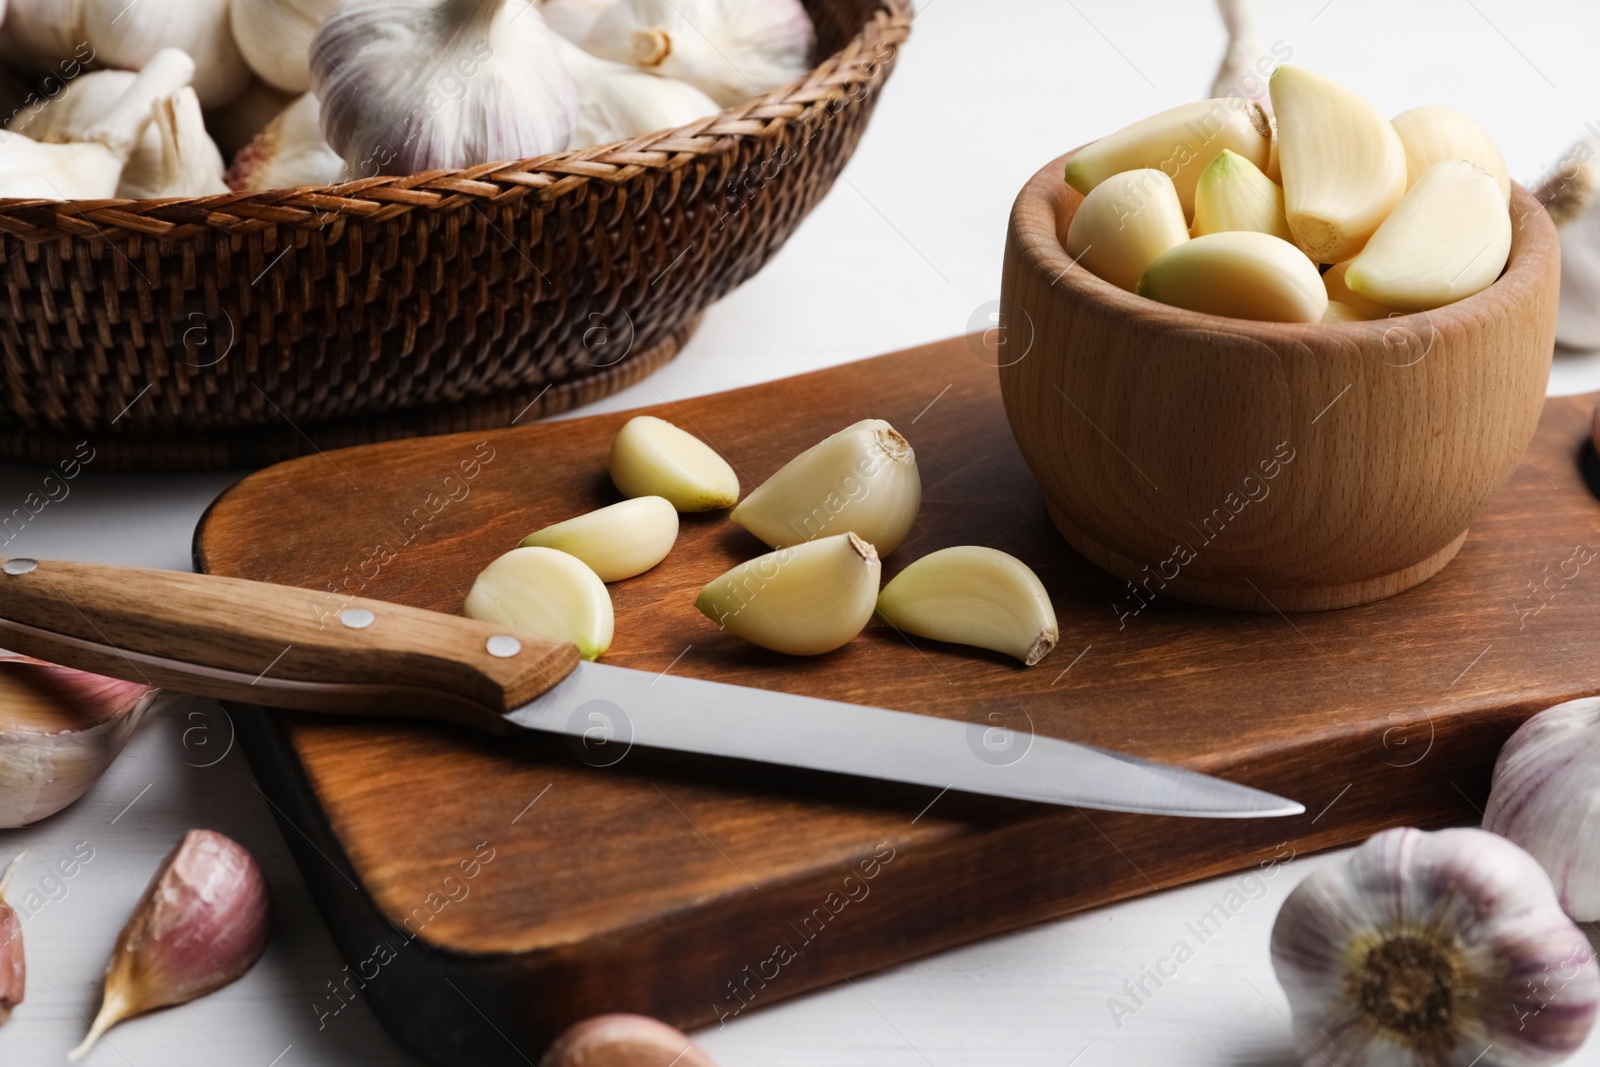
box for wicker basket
[0,0,912,469]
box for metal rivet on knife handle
[2,559,37,575]
[486,635,521,658]
[339,608,375,630]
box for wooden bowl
[998,152,1560,612]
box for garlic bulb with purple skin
[0,853,25,1026]
[540,1014,718,1066]
[1533,145,1600,351]
[1271,827,1599,1067]
[70,830,271,1062]
[1483,696,1600,920]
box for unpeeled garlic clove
[1390,105,1510,204]
[1064,168,1189,291]
[1322,259,1393,320]
[609,416,740,512]
[1136,230,1327,323]
[82,0,251,107]
[695,533,880,656]
[540,1014,718,1067]
[228,0,341,93]
[463,547,614,660]
[1533,147,1600,350]
[554,36,721,148]
[1063,97,1271,217]
[1271,827,1599,1067]
[225,92,345,192]
[1270,65,1407,262]
[204,78,296,160]
[1483,697,1600,920]
[518,496,679,582]
[876,547,1057,666]
[0,852,25,1026]
[1344,159,1510,312]
[729,419,921,554]
[1190,148,1292,241]
[146,88,231,198]
[70,830,271,1062]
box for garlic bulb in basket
[310,0,578,177]
[229,0,343,93]
[1534,146,1600,350]
[1483,696,1600,920]
[226,92,345,191]
[82,0,252,106]
[555,37,720,148]
[0,136,122,199]
[584,0,815,108]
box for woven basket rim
[0,0,914,230]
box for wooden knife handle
[0,557,581,735]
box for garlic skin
[876,547,1058,666]
[0,135,122,199]
[145,88,231,198]
[1391,106,1510,204]
[695,533,880,656]
[584,0,814,109]
[518,496,679,582]
[0,853,24,1026]
[1064,168,1189,292]
[555,37,721,148]
[82,0,251,106]
[229,0,342,93]
[1191,149,1292,242]
[0,655,156,827]
[70,830,271,1062]
[609,416,740,512]
[539,0,614,45]
[1533,153,1600,350]
[1136,231,1327,323]
[225,92,346,192]
[463,547,614,660]
[1484,697,1600,921]
[540,1014,718,1067]
[1271,827,1599,1067]
[311,0,577,177]
[730,419,921,555]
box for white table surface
[5,1,1600,1064]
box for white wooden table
[4,1,1600,1063]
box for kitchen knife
[0,557,1303,818]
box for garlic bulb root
[696,532,880,656]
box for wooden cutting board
[193,335,1600,1067]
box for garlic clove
[1344,159,1511,312]
[729,419,921,554]
[146,88,231,198]
[228,0,341,94]
[540,1014,718,1067]
[311,0,578,177]
[1272,826,1599,1067]
[554,37,721,148]
[463,547,614,660]
[1064,168,1190,292]
[0,852,26,1026]
[518,496,679,583]
[203,78,296,160]
[1533,150,1600,350]
[583,0,814,109]
[876,546,1058,666]
[695,533,880,656]
[81,0,251,107]
[1136,230,1327,323]
[1483,697,1600,920]
[1320,300,1365,324]
[1322,259,1394,319]
[1063,97,1272,217]
[1391,105,1510,204]
[225,92,346,192]
[0,655,156,827]
[1270,65,1407,262]
[70,830,271,1062]
[1190,149,1293,242]
[609,416,740,513]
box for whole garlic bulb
[1534,147,1600,351]
[1484,696,1600,920]
[1271,827,1599,1067]
[310,0,578,177]
[225,92,346,191]
[81,0,251,106]
[228,0,343,93]
[554,37,720,148]
[583,0,815,108]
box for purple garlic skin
[1271,827,1599,1067]
[540,1014,718,1067]
[0,855,23,1025]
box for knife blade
[0,556,1302,818]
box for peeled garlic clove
[0,853,25,1025]
[1064,98,1271,217]
[1270,65,1407,262]
[876,547,1057,666]
[312,0,577,177]
[729,419,921,554]
[1063,168,1189,292]
[0,655,157,828]
[228,0,341,93]
[145,88,230,198]
[541,1014,718,1067]
[555,37,721,148]
[609,415,740,513]
[584,0,814,109]
[1483,697,1600,920]
[1320,301,1365,324]
[225,92,345,192]
[1136,231,1327,323]
[695,533,880,656]
[82,0,250,107]
[1390,105,1510,204]
[1344,159,1510,312]
[464,547,614,660]
[70,830,271,1062]
[1322,259,1393,319]
[1534,150,1600,350]
[518,497,679,583]
[1272,827,1599,1067]
[1190,149,1292,241]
